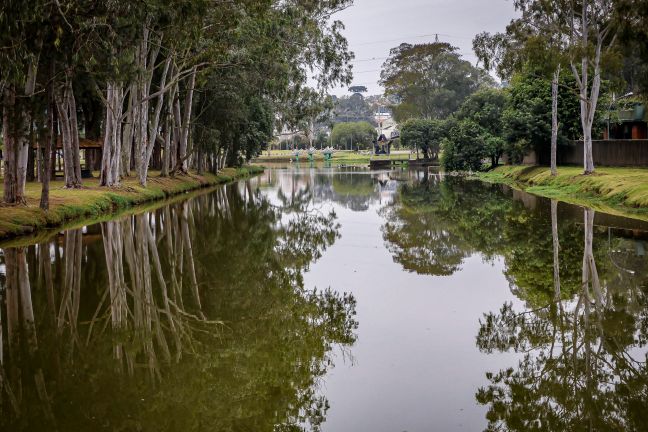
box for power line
[350,32,474,48]
[352,69,381,74]
[351,57,388,63]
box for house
[603,103,647,140]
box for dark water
[1,166,647,431]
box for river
[1,166,647,431]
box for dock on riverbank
[476,165,648,221]
[0,166,264,241]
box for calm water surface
[1,166,647,431]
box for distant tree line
[330,121,375,150]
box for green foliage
[400,118,447,160]
[380,42,490,121]
[441,119,486,171]
[331,121,375,149]
[455,87,509,167]
[332,93,375,125]
[502,68,583,162]
[616,0,648,98]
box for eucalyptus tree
[510,0,619,175]
[0,0,47,203]
[191,0,353,169]
[474,9,569,175]
[1,0,100,201]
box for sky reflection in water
[1,166,647,431]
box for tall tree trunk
[176,66,197,174]
[121,84,136,177]
[2,87,31,204]
[3,87,20,203]
[570,2,604,175]
[26,120,35,182]
[161,114,171,177]
[40,87,55,210]
[551,65,561,176]
[55,77,82,188]
[100,82,124,186]
[138,54,171,186]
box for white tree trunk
[570,0,605,175]
[177,66,197,174]
[100,82,124,186]
[551,65,561,176]
[55,77,82,188]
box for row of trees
[387,0,647,174]
[330,121,375,149]
[400,71,583,171]
[1,0,353,208]
[474,0,646,174]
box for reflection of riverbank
[257,166,402,212]
[478,206,648,431]
[379,172,648,430]
[0,181,356,431]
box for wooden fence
[538,140,648,167]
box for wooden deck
[369,156,439,169]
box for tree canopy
[379,42,489,121]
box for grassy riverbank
[0,166,263,241]
[477,165,648,221]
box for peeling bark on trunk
[138,54,170,186]
[161,113,171,177]
[121,84,136,177]
[569,1,607,175]
[175,66,197,175]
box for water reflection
[381,173,648,431]
[0,183,357,431]
[477,207,648,431]
[2,167,648,431]
[258,166,400,212]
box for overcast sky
[328,0,520,96]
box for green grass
[476,165,648,221]
[253,150,412,165]
[0,166,264,241]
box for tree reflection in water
[0,182,356,431]
[382,173,648,431]
[477,207,648,431]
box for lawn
[477,165,648,221]
[0,166,263,241]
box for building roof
[32,137,102,150]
